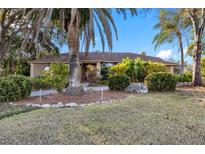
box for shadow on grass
[0,105,40,120]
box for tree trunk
[192,39,202,86]
[188,8,205,87]
[65,23,84,95]
[177,33,184,74]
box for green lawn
[0,92,205,144]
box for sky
[59,9,192,64]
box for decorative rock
[65,102,77,107]
[79,104,87,107]
[53,102,64,108]
[31,104,41,107]
[41,104,52,108]
[176,82,193,87]
[87,103,95,106]
[101,101,108,104]
[9,102,14,105]
[125,83,148,93]
[25,103,32,107]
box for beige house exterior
[29,52,178,81]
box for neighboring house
[29,52,178,81]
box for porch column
[170,66,174,74]
[96,62,101,78]
[30,63,34,77]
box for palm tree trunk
[65,23,84,95]
[192,39,202,86]
[177,33,184,74]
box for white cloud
[157,49,172,60]
[184,46,188,55]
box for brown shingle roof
[30,52,178,65]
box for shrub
[0,75,32,102]
[123,58,147,82]
[201,58,205,77]
[42,63,69,93]
[175,72,192,82]
[99,80,109,86]
[109,58,167,83]
[145,72,176,91]
[9,75,32,99]
[30,76,52,90]
[101,66,110,80]
[146,61,166,75]
[108,74,130,91]
[109,62,127,77]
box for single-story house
[29,52,178,81]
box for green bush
[31,76,52,90]
[109,58,167,83]
[146,61,166,75]
[125,58,148,82]
[101,66,110,80]
[9,75,32,99]
[108,74,130,91]
[175,72,192,82]
[42,63,69,93]
[145,72,176,91]
[0,75,32,102]
[201,57,205,77]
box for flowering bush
[109,58,167,82]
[146,61,166,75]
[42,63,69,93]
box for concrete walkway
[30,83,109,97]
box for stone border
[19,99,123,108]
[176,82,193,87]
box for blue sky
[59,9,192,64]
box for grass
[0,103,38,120]
[0,92,205,144]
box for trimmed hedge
[145,72,176,91]
[0,75,32,102]
[10,75,32,99]
[108,74,130,91]
[31,76,52,90]
[175,72,192,82]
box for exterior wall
[96,62,101,77]
[165,65,175,74]
[30,62,176,80]
[30,63,50,77]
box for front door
[82,63,97,82]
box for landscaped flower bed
[15,91,138,107]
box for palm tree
[64,9,137,95]
[153,9,190,74]
[19,8,137,95]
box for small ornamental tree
[42,63,69,93]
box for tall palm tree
[19,8,137,95]
[153,9,190,74]
[64,9,137,95]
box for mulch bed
[176,85,205,93]
[176,85,205,97]
[16,91,137,105]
